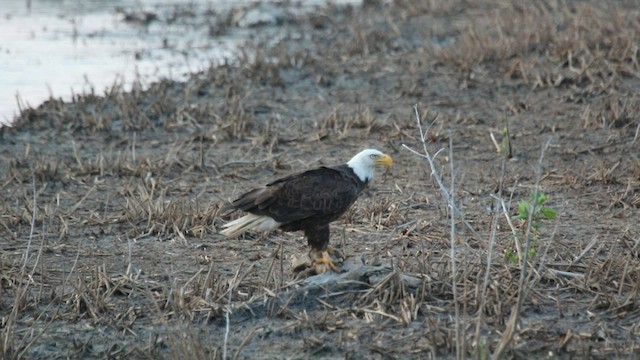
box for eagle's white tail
[219,214,281,237]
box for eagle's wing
[228,167,360,224]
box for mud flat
[1,1,639,358]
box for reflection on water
[0,0,254,125]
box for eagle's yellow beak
[376,154,393,167]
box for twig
[492,137,553,359]
[132,132,137,163]
[64,247,82,288]
[215,263,254,303]
[519,138,553,291]
[22,163,37,272]
[71,141,84,171]
[224,286,231,360]
[548,269,584,279]
[127,238,133,277]
[403,105,470,358]
[448,130,463,360]
[402,106,481,240]
[492,195,522,260]
[232,326,261,360]
[383,220,417,250]
[489,131,501,153]
[570,235,599,266]
[532,205,560,293]
[67,185,97,215]
[474,150,507,349]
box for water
[0,0,261,125]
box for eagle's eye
[369,154,378,160]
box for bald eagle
[220,149,393,274]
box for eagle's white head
[347,149,393,182]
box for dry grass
[1,0,640,358]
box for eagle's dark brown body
[223,165,367,251]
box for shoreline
[1,0,333,127]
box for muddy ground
[1,1,640,359]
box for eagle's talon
[309,249,343,274]
[292,249,344,277]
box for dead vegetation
[1,0,640,359]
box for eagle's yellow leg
[309,248,343,274]
[295,223,344,276]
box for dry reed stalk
[492,138,553,359]
[403,105,468,359]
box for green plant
[507,192,557,263]
[514,192,557,227]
